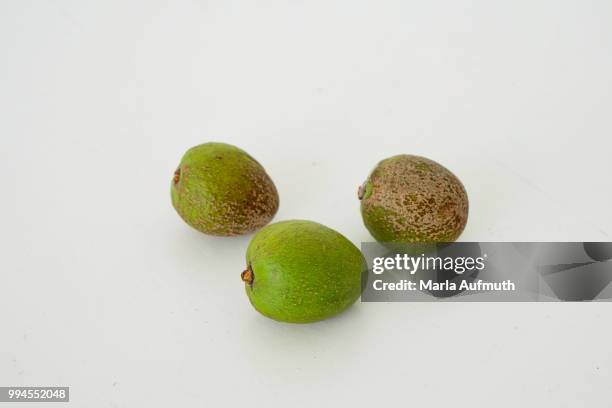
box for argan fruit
[241,220,366,323]
[171,142,279,236]
[358,155,468,243]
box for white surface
[1,1,612,407]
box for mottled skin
[171,143,279,236]
[359,155,468,243]
[243,220,366,323]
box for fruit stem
[241,265,254,286]
[357,184,365,200]
[173,168,181,185]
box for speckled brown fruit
[358,155,468,243]
[171,142,279,236]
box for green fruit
[171,142,279,236]
[359,155,468,243]
[241,220,366,323]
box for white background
[1,1,612,407]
